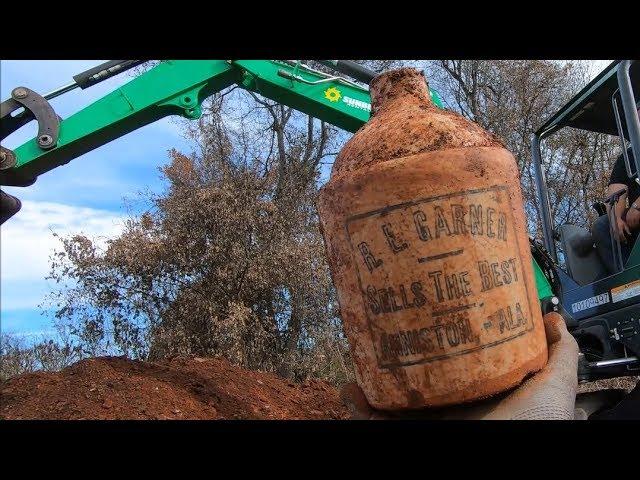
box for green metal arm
[2,61,236,186]
[1,60,443,186]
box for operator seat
[559,224,609,285]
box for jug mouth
[369,67,433,116]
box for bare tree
[424,60,619,236]
[0,330,80,381]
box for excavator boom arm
[0,60,442,187]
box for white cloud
[1,201,125,310]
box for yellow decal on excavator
[324,87,341,102]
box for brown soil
[0,356,349,420]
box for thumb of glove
[483,312,579,420]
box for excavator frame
[531,60,639,381]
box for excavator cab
[532,60,640,381]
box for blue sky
[0,59,611,341]
[0,60,194,340]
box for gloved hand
[341,312,581,420]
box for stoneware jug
[318,68,548,410]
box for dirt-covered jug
[318,68,548,410]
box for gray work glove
[341,312,581,420]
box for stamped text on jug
[345,186,535,368]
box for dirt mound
[0,356,349,420]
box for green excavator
[1,59,638,384]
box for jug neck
[369,67,434,116]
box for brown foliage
[0,333,80,381]
[45,88,354,384]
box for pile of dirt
[0,356,349,420]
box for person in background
[591,105,640,274]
